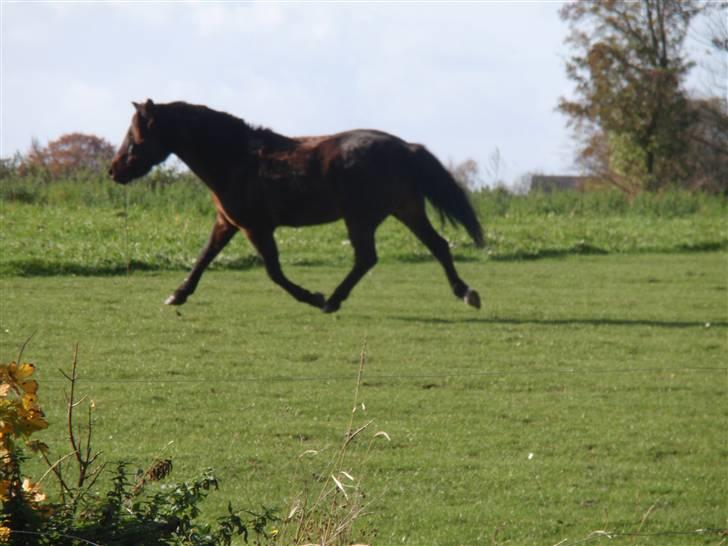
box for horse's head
[109,99,170,184]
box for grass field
[1,178,726,276]
[1,254,726,545]
[1,180,727,544]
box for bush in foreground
[1,343,385,545]
[0,348,274,545]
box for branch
[689,133,728,157]
[61,344,99,490]
[39,451,74,502]
[15,330,37,363]
[65,345,84,483]
[85,402,93,467]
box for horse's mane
[158,101,294,151]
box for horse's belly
[280,202,342,227]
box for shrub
[1,342,386,545]
[0,348,274,546]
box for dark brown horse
[109,99,484,313]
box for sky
[0,1,719,187]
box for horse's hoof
[165,293,187,306]
[310,292,326,309]
[464,288,481,309]
[322,300,340,314]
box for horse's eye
[127,142,135,155]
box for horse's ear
[132,100,156,129]
[143,100,157,130]
[132,100,155,116]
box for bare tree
[690,2,727,99]
[447,158,482,190]
[485,147,507,187]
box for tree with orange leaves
[22,133,114,178]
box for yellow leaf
[0,480,9,502]
[0,384,9,398]
[19,410,48,434]
[22,393,39,411]
[1,362,36,392]
[20,380,38,395]
[14,363,36,382]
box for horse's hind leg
[166,213,237,305]
[246,229,326,309]
[395,205,481,309]
[322,222,379,313]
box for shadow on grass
[392,315,728,329]
[0,254,476,277]
[0,256,263,277]
[2,240,726,277]
[676,241,728,253]
[395,253,480,263]
[489,243,609,261]
[488,240,728,261]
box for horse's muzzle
[108,162,129,184]
[109,169,128,185]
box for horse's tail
[410,145,485,248]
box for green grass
[1,180,726,276]
[1,254,726,545]
[1,177,726,543]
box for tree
[688,3,728,194]
[21,133,115,178]
[558,0,706,193]
[692,2,727,99]
[447,148,508,191]
[484,147,507,188]
[684,97,728,193]
[447,158,482,190]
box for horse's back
[305,129,417,175]
[293,129,431,223]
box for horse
[109,99,484,313]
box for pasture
[1,182,726,544]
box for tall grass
[0,169,209,213]
[477,186,726,218]
[2,169,725,217]
[1,170,726,277]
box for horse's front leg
[165,213,237,305]
[246,228,326,309]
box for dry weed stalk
[279,341,389,546]
[36,344,106,509]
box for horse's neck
[165,112,250,189]
[171,143,219,188]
